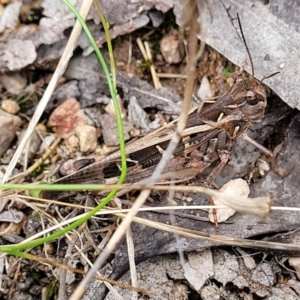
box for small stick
[9,137,62,183]
[136,37,147,59]
[144,41,161,89]
[126,35,132,73]
[136,38,161,89]
[241,133,273,157]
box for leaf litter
[0,1,299,299]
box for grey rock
[65,53,183,114]
[148,9,165,28]
[99,114,132,146]
[17,128,41,163]
[184,250,214,291]
[174,0,300,111]
[128,96,150,131]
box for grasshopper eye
[246,90,259,105]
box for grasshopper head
[197,76,267,135]
[238,78,267,123]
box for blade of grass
[93,0,117,91]
[60,0,127,181]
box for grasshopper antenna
[236,14,254,77]
[261,71,280,84]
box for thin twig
[136,37,148,60]
[144,41,161,89]
[116,213,300,252]
[14,196,300,252]
[126,35,132,73]
[16,251,155,296]
[126,226,138,300]
[136,38,161,89]
[9,137,62,183]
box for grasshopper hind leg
[201,131,233,228]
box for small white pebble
[209,178,250,223]
[75,124,97,153]
[66,135,79,153]
[197,76,214,101]
[1,99,20,114]
[160,34,184,64]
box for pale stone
[1,99,20,114]
[75,124,97,153]
[0,109,21,156]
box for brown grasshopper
[40,79,268,200]
[40,16,270,203]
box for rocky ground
[0,1,300,299]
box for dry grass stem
[9,137,62,184]
[136,38,161,89]
[19,252,155,296]
[136,37,147,60]
[12,197,297,250]
[38,179,271,217]
[241,133,273,156]
[126,35,132,73]
[126,226,138,300]
[116,213,300,252]
[144,41,161,89]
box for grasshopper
[41,16,270,202]
[40,75,268,200]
